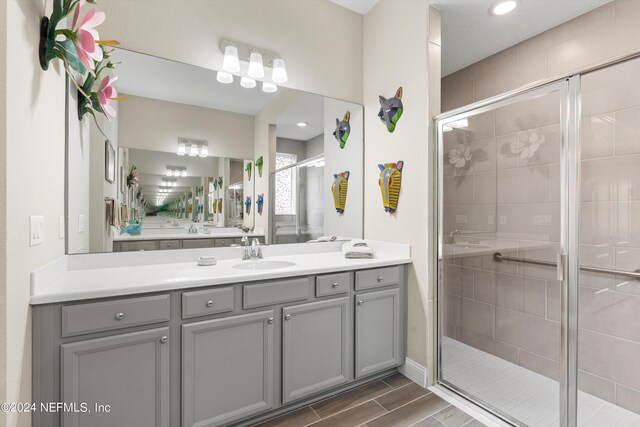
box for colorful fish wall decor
[217,198,222,213]
[378,86,403,133]
[378,161,404,213]
[245,196,252,214]
[245,162,252,181]
[331,171,350,213]
[256,156,264,178]
[257,194,264,216]
[333,111,351,149]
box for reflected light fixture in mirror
[241,77,256,88]
[489,0,517,15]
[248,51,265,78]
[216,71,233,84]
[167,167,187,177]
[272,57,288,83]
[222,44,240,73]
[189,144,198,157]
[177,141,186,156]
[262,82,277,93]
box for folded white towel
[342,240,376,259]
[318,235,337,242]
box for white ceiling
[329,0,381,15]
[276,93,325,141]
[433,0,612,76]
[112,48,277,115]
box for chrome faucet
[445,229,460,244]
[242,237,263,260]
[188,224,198,234]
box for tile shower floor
[253,373,488,427]
[442,337,640,426]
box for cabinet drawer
[158,240,182,250]
[316,272,350,297]
[182,239,213,249]
[182,287,234,319]
[214,238,234,247]
[121,240,156,252]
[62,295,171,337]
[355,266,400,290]
[243,278,310,309]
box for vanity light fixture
[271,57,288,84]
[262,82,277,93]
[199,145,208,158]
[222,44,240,73]
[489,0,518,16]
[248,51,265,79]
[297,122,308,127]
[216,71,234,84]
[189,144,198,157]
[162,178,178,187]
[240,77,256,89]
[167,166,187,177]
[178,138,208,158]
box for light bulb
[248,51,265,79]
[167,170,173,177]
[240,77,256,89]
[262,82,277,93]
[216,71,233,84]
[181,170,187,177]
[272,57,288,83]
[189,144,198,157]
[199,146,208,158]
[222,45,240,73]
[177,142,186,156]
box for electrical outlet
[59,216,65,239]
[78,214,85,233]
[30,216,44,246]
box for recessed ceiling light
[296,122,308,127]
[489,0,517,16]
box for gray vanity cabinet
[182,310,275,427]
[60,327,170,427]
[282,297,349,404]
[355,288,401,378]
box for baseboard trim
[399,358,428,387]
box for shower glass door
[438,81,573,426]
[576,57,640,425]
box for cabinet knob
[285,314,291,321]
[357,300,364,306]
[267,317,274,324]
[332,282,339,288]
[377,276,384,282]
[160,336,168,344]
[115,312,125,321]
[205,300,214,308]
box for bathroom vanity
[31,242,410,427]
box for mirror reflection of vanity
[66,48,364,254]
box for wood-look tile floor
[253,374,488,427]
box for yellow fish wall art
[331,171,350,213]
[378,161,404,213]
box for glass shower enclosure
[436,56,640,427]
[270,155,325,244]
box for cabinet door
[282,297,349,403]
[355,288,401,378]
[182,310,274,427]
[61,327,170,427]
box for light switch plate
[499,215,507,225]
[59,216,65,239]
[78,215,85,233]
[30,216,44,246]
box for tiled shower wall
[441,0,640,415]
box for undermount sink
[232,260,296,271]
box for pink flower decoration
[98,75,118,120]
[72,0,105,72]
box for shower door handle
[557,253,568,282]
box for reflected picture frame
[105,140,115,183]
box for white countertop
[31,241,412,305]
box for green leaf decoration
[58,39,86,75]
